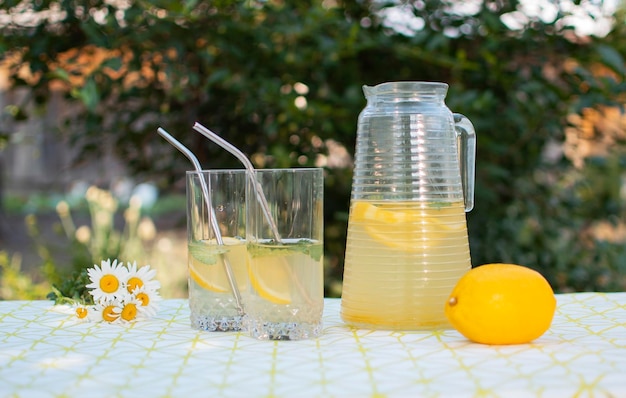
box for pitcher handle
[453,113,476,212]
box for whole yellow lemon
[445,263,556,345]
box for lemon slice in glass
[247,247,293,305]
[188,237,246,293]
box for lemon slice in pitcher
[350,201,465,252]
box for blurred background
[1,0,625,300]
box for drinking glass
[244,168,324,340]
[186,170,247,331]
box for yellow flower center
[102,305,118,322]
[100,274,120,294]
[121,303,138,321]
[136,292,150,306]
[76,307,88,319]
[127,277,143,293]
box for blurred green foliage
[0,251,51,300]
[20,187,157,303]
[2,0,626,295]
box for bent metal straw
[192,122,283,244]
[156,127,244,315]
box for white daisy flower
[113,295,142,323]
[86,259,129,302]
[125,261,161,294]
[74,304,91,322]
[92,298,123,324]
[74,304,103,323]
[133,285,162,318]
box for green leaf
[189,241,229,265]
[79,78,100,112]
[49,68,71,83]
[597,44,626,77]
[102,57,123,72]
[248,239,323,262]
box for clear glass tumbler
[244,168,324,340]
[186,170,247,331]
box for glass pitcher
[340,81,476,330]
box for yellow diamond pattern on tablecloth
[1,293,625,397]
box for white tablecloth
[1,293,625,397]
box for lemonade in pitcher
[188,237,248,331]
[341,200,471,330]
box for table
[1,293,625,397]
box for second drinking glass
[244,168,324,340]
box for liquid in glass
[245,238,324,340]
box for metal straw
[156,127,244,315]
[192,122,283,244]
